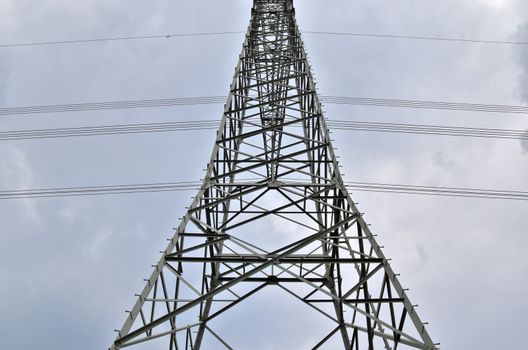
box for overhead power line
[345,182,528,201]
[1,119,527,141]
[0,120,220,140]
[321,96,528,114]
[1,30,525,48]
[0,182,201,199]
[302,31,528,46]
[1,180,527,201]
[325,120,528,140]
[0,31,245,48]
[0,96,226,116]
[2,95,528,117]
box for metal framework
[110,1,437,348]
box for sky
[1,0,528,349]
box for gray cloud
[517,21,528,102]
[1,1,528,350]
[522,130,528,153]
[515,21,528,154]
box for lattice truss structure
[111,0,437,349]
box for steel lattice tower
[111,1,437,349]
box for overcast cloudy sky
[1,0,527,349]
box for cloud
[82,227,114,260]
[522,130,528,153]
[516,21,528,102]
[0,147,32,187]
[416,244,428,269]
[0,146,41,223]
[1,1,528,349]
[515,21,528,154]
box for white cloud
[82,227,113,260]
[0,146,41,223]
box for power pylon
[110,0,437,349]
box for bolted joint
[268,180,282,188]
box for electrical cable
[321,96,528,114]
[0,32,245,48]
[1,180,527,201]
[2,95,528,116]
[0,120,220,140]
[325,120,528,140]
[344,182,528,201]
[0,181,201,199]
[0,96,226,116]
[1,119,526,141]
[1,30,525,48]
[302,30,528,46]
